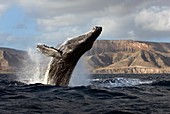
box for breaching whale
[37,26,102,86]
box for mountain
[0,47,29,73]
[85,40,170,74]
[1,40,170,74]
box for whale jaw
[37,26,102,86]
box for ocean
[0,74,170,114]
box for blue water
[0,74,170,114]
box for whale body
[37,26,102,86]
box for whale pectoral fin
[37,44,62,58]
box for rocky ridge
[86,40,170,74]
[1,40,170,74]
[0,48,29,73]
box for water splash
[92,77,154,88]
[43,58,53,84]
[16,48,49,84]
[69,56,91,87]
[16,48,90,86]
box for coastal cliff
[0,48,29,73]
[86,40,170,74]
[1,40,170,74]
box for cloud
[0,31,38,49]
[0,4,8,14]
[35,26,82,46]
[0,31,21,48]
[0,1,12,15]
[37,14,81,32]
[16,0,170,43]
[91,17,121,38]
[1,0,170,50]
[15,23,27,29]
[135,6,170,31]
[0,31,15,42]
[17,0,116,16]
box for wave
[152,80,170,87]
[0,77,153,88]
[0,74,169,114]
[91,77,154,88]
[0,80,25,87]
[2,74,169,89]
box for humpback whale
[37,26,102,86]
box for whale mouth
[91,26,102,33]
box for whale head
[58,26,102,60]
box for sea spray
[16,48,49,84]
[43,58,53,84]
[92,77,154,88]
[16,48,90,86]
[69,56,91,86]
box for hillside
[1,40,170,74]
[0,48,29,73]
[86,40,170,74]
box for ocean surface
[0,74,170,114]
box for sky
[0,0,170,50]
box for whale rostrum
[37,26,102,86]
